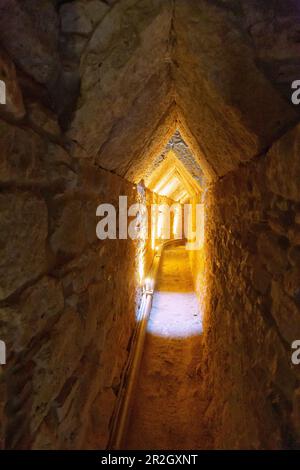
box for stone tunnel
[0,0,300,450]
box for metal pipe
[113,292,153,449]
[108,249,162,449]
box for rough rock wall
[0,0,300,451]
[188,195,206,314]
[189,246,206,315]
[63,0,175,181]
[173,0,300,179]
[0,140,144,449]
[0,0,167,449]
[0,116,170,449]
[201,124,300,449]
[0,116,172,451]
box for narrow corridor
[1,1,299,452]
[124,244,209,450]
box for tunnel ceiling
[145,130,203,202]
[0,0,300,183]
[146,150,197,202]
[144,130,204,187]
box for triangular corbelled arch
[67,0,300,185]
[147,149,200,203]
[144,130,203,203]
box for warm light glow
[152,169,174,194]
[157,211,163,239]
[147,292,202,338]
[172,204,182,238]
[173,217,178,236]
[136,181,147,285]
[147,149,202,205]
[138,255,144,284]
[151,205,157,250]
[159,177,181,197]
[144,277,154,292]
[151,230,156,250]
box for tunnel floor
[124,244,210,450]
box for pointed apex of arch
[145,130,204,202]
[65,0,300,185]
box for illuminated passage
[147,246,202,339]
[124,244,209,450]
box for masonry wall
[188,196,206,313]
[0,1,165,445]
[201,125,300,449]
[0,125,144,449]
[1,0,300,452]
[0,118,171,450]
